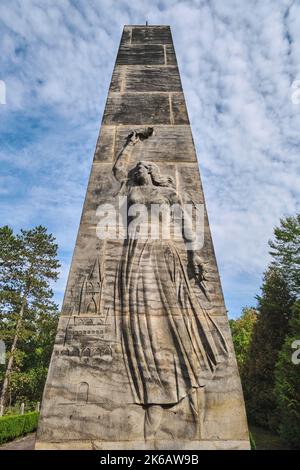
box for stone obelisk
[36,25,250,450]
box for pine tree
[0,226,60,408]
[243,267,295,430]
[269,214,300,296]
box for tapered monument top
[117,25,176,63]
[121,25,172,43]
[103,24,187,126]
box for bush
[0,411,39,444]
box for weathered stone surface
[95,125,196,163]
[116,45,165,65]
[128,126,194,161]
[36,25,249,450]
[103,93,171,125]
[93,127,115,162]
[103,92,189,126]
[171,93,190,124]
[119,28,131,46]
[111,65,182,92]
[131,26,173,44]
[166,45,178,66]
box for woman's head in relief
[133,161,175,189]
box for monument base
[35,439,250,450]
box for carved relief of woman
[112,128,228,439]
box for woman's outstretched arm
[112,127,154,183]
[112,131,139,183]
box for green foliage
[274,301,300,449]
[269,214,300,296]
[8,367,50,404]
[0,224,60,308]
[236,214,300,448]
[0,411,39,444]
[0,225,59,406]
[243,267,295,431]
[229,307,257,375]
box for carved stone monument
[36,25,250,450]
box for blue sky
[0,0,299,318]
